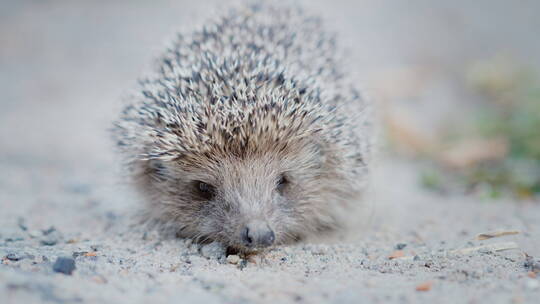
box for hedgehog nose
[240,221,275,248]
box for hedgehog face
[192,156,298,251]
[138,139,342,252]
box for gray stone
[6,252,22,261]
[40,237,58,246]
[395,243,407,250]
[52,257,76,275]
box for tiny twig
[476,230,520,240]
[394,242,520,261]
[449,242,519,255]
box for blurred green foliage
[470,59,540,198]
[423,56,540,199]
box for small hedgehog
[113,2,372,252]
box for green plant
[421,57,540,199]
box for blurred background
[1,0,539,202]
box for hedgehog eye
[194,181,215,200]
[277,175,288,193]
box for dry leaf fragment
[415,281,433,292]
[84,252,97,257]
[388,250,405,259]
[476,230,520,240]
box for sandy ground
[1,1,540,303]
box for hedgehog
[113,2,372,252]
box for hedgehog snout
[240,220,275,248]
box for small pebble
[395,243,407,250]
[6,252,22,261]
[52,257,76,275]
[226,255,240,264]
[40,237,58,246]
[42,226,56,235]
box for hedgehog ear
[141,159,169,181]
[148,159,165,171]
[130,158,171,197]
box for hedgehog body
[113,2,372,251]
